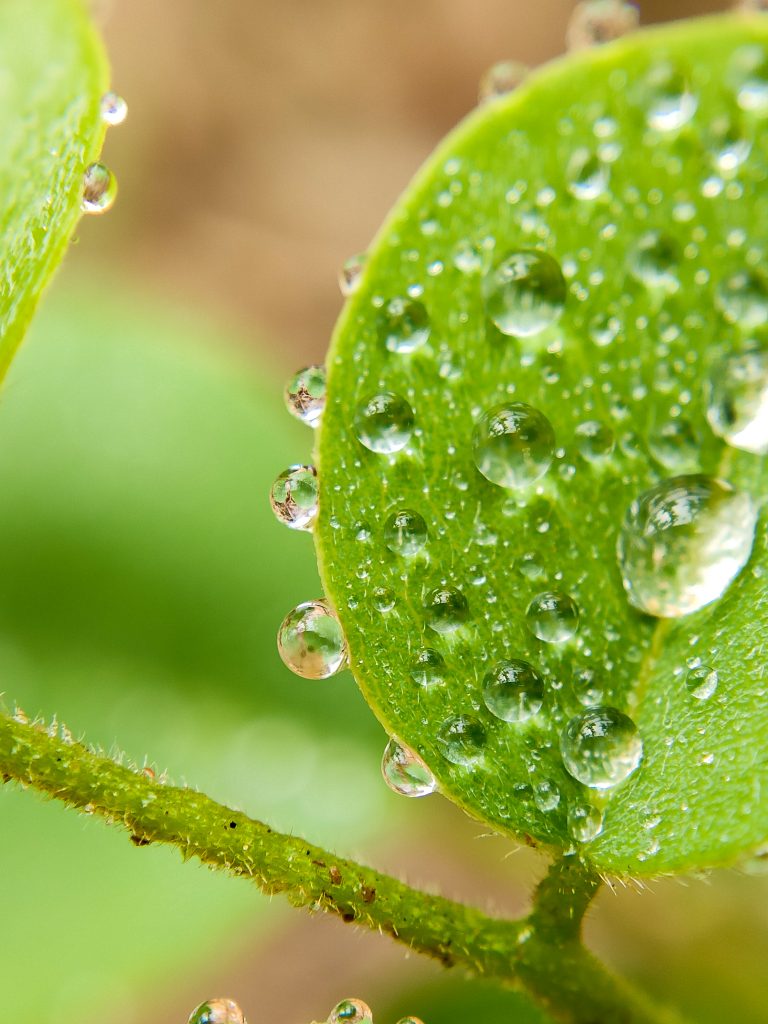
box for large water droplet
[645,63,698,132]
[472,402,555,488]
[629,231,681,291]
[188,1000,246,1024]
[437,715,486,765]
[567,149,609,200]
[328,1001,373,1024]
[482,659,544,722]
[715,271,768,330]
[686,664,719,701]
[483,250,566,337]
[384,509,428,555]
[354,392,414,454]
[424,586,470,633]
[617,475,758,617]
[526,591,579,643]
[410,648,446,687]
[561,706,643,789]
[269,465,319,531]
[568,801,604,842]
[381,739,437,797]
[478,59,529,102]
[339,253,367,296]
[277,599,347,678]
[100,91,128,126]
[378,297,431,354]
[81,163,117,214]
[706,347,768,454]
[566,0,639,51]
[285,365,327,427]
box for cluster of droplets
[80,91,127,215]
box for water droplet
[588,311,621,347]
[575,420,615,460]
[568,801,604,842]
[354,392,414,454]
[482,659,544,722]
[715,271,768,330]
[648,419,699,471]
[629,231,681,291]
[567,149,609,200]
[731,44,768,113]
[81,162,117,214]
[378,297,431,354]
[712,118,752,174]
[424,587,469,633]
[706,347,768,454]
[100,91,128,126]
[384,509,428,555]
[686,664,719,700]
[277,600,347,678]
[561,706,643,789]
[526,591,579,643]
[617,474,758,617]
[373,586,396,613]
[410,648,446,687]
[472,402,555,488]
[483,250,566,337]
[285,365,327,427]
[381,739,437,797]
[478,59,529,102]
[437,715,486,765]
[452,240,484,274]
[566,0,639,51]
[533,779,561,812]
[188,1000,246,1024]
[269,465,319,531]
[328,1000,373,1024]
[572,667,604,707]
[645,63,697,132]
[339,253,366,296]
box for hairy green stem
[0,714,683,1024]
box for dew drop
[482,659,544,722]
[629,231,681,291]
[731,44,768,114]
[533,779,561,812]
[424,586,470,633]
[188,999,246,1024]
[269,465,318,531]
[378,297,431,354]
[284,365,327,427]
[568,802,604,842]
[277,599,347,678]
[328,1000,373,1024]
[384,509,428,555]
[575,420,615,460]
[437,715,487,765]
[686,664,719,701]
[100,91,128,126]
[588,311,621,347]
[567,149,609,200]
[645,63,698,132]
[483,250,566,338]
[712,118,752,174]
[472,402,555,488]
[715,270,768,330]
[648,419,699,471]
[566,0,639,51]
[339,253,366,296]
[561,706,643,789]
[381,739,437,797]
[354,392,414,454]
[526,591,579,643]
[617,474,758,617]
[572,667,604,707]
[706,347,768,454]
[478,59,529,102]
[373,586,396,612]
[410,648,446,687]
[81,162,117,214]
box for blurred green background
[1,2,768,1023]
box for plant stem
[0,713,683,1024]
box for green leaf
[315,13,768,876]
[0,0,108,383]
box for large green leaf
[0,0,108,382]
[315,13,768,876]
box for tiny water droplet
[277,600,347,678]
[437,715,487,765]
[589,311,621,347]
[567,148,609,200]
[484,250,566,338]
[561,706,643,789]
[381,739,437,797]
[384,509,428,555]
[378,297,431,354]
[472,402,555,488]
[573,667,604,707]
[285,365,327,427]
[482,659,544,722]
[712,117,752,173]
[648,419,699,471]
[575,420,615,460]
[715,270,768,330]
[617,475,758,617]
[629,231,681,291]
[424,586,469,633]
[188,999,246,1024]
[328,1000,373,1024]
[568,801,604,842]
[566,1,639,51]
[645,63,697,132]
[100,91,128,126]
[686,664,719,700]
[534,779,561,812]
[81,162,117,214]
[269,465,319,531]
[411,648,446,687]
[478,59,529,102]
[339,253,367,296]
[706,347,768,454]
[354,392,414,454]
[526,591,579,643]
